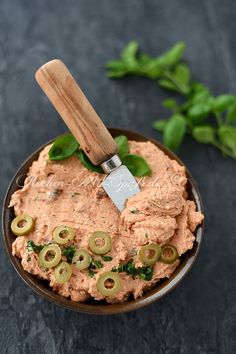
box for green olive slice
[139,243,162,267]
[97,271,122,297]
[160,244,179,264]
[52,226,75,245]
[39,244,61,268]
[72,248,91,270]
[11,214,34,236]
[88,231,111,255]
[54,261,72,284]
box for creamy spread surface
[10,140,204,303]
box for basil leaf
[158,79,179,92]
[76,150,103,174]
[121,41,139,69]
[122,154,152,176]
[152,119,168,132]
[226,103,236,123]
[115,135,129,158]
[212,95,236,113]
[156,42,186,68]
[218,126,236,157]
[162,99,177,110]
[174,63,191,85]
[49,134,79,161]
[163,114,186,150]
[192,126,216,144]
[187,102,211,123]
[106,60,127,78]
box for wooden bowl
[2,128,204,314]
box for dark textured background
[1,0,236,353]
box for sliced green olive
[139,243,162,267]
[11,214,34,236]
[88,231,111,255]
[39,244,61,268]
[72,248,91,270]
[97,271,122,297]
[160,244,179,264]
[54,261,72,284]
[52,225,75,245]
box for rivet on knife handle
[35,59,118,166]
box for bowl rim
[2,128,204,315]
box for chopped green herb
[27,240,44,254]
[112,259,153,281]
[101,255,113,262]
[138,266,153,281]
[62,246,76,263]
[87,257,104,277]
[87,269,96,278]
[91,258,103,269]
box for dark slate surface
[0,0,236,353]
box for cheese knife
[35,59,140,211]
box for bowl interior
[2,128,204,314]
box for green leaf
[189,83,211,102]
[187,102,211,123]
[76,150,103,173]
[158,79,179,92]
[152,119,168,132]
[156,42,186,68]
[62,246,76,263]
[27,240,44,254]
[226,103,236,123]
[218,126,236,156]
[106,60,127,78]
[174,63,191,85]
[121,41,138,63]
[138,266,153,281]
[49,134,79,161]
[163,114,186,150]
[115,135,129,158]
[101,255,113,262]
[162,98,177,110]
[122,154,152,176]
[192,126,216,144]
[90,258,103,269]
[212,95,236,113]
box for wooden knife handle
[35,59,117,165]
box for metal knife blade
[102,164,140,211]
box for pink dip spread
[10,140,204,303]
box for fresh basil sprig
[114,135,151,176]
[106,42,236,159]
[48,134,152,176]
